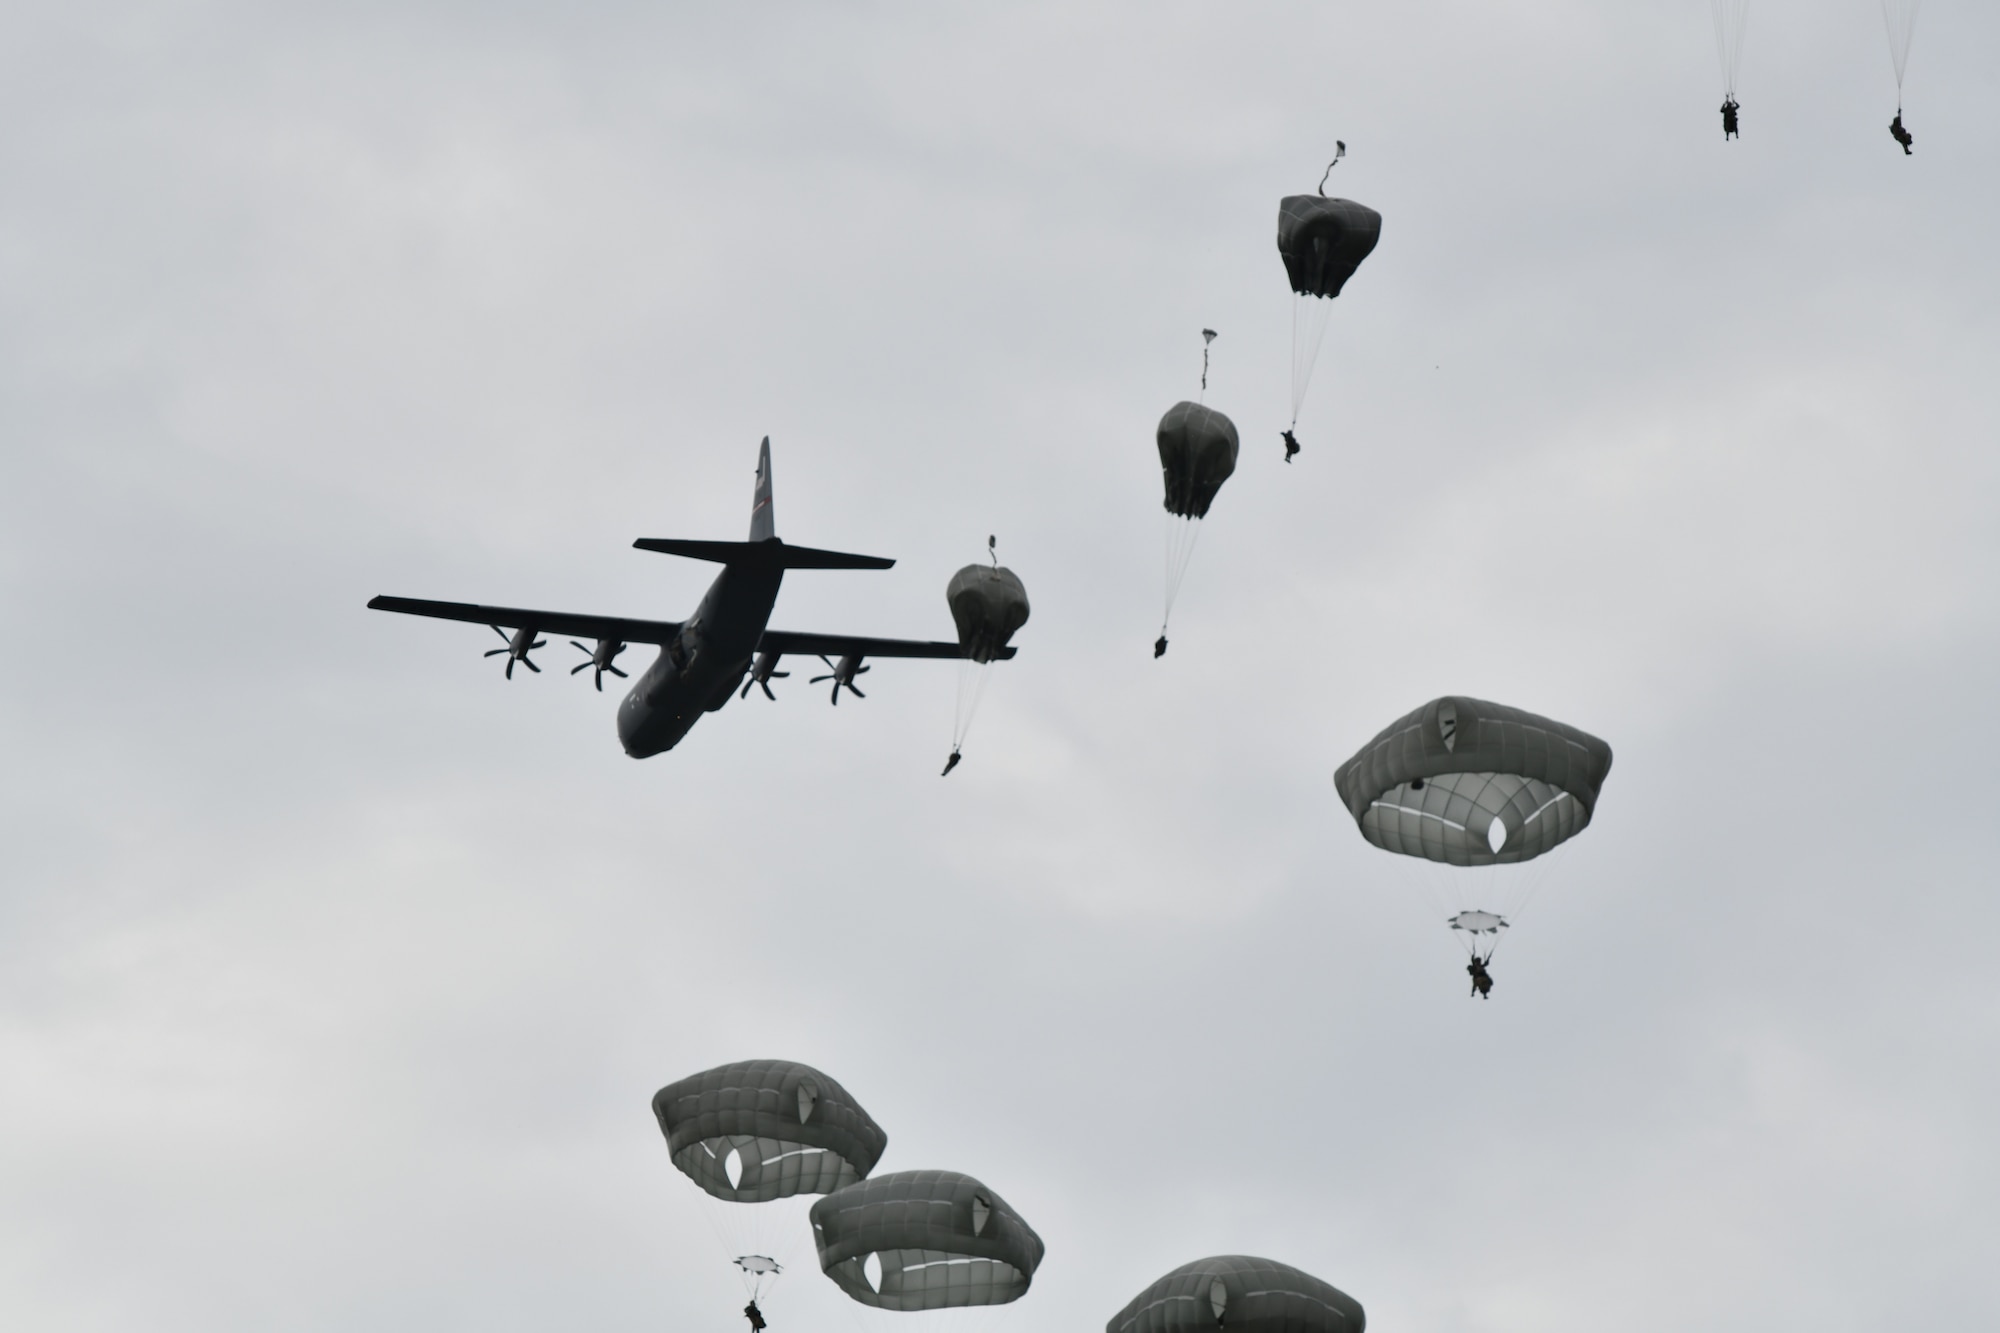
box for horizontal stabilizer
[633,537,894,570]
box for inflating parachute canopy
[1108,1255,1365,1333]
[811,1169,1045,1312]
[1276,194,1381,445]
[1155,400,1239,658]
[1158,402,1239,520]
[940,550,1029,775]
[1333,696,1612,867]
[947,564,1030,665]
[652,1059,888,1202]
[1276,196,1382,301]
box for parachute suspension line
[952,655,994,753]
[1162,512,1204,629]
[1881,0,1921,91]
[1711,0,1751,100]
[1290,293,1333,428]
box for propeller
[809,653,869,704]
[739,650,790,701]
[568,639,628,692]
[483,624,545,679]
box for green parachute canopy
[1108,1255,1365,1333]
[812,1169,1044,1312]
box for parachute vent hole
[1409,777,1425,791]
[1487,818,1509,855]
[724,1147,744,1190]
[863,1251,883,1293]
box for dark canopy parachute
[1333,697,1612,983]
[1108,1255,1365,1333]
[1276,193,1381,439]
[654,1058,888,1200]
[812,1169,1045,1312]
[943,553,1030,773]
[654,1060,889,1308]
[1333,696,1612,867]
[1156,400,1238,657]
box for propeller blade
[571,662,591,675]
[522,658,540,673]
[846,683,865,699]
[740,679,755,699]
[491,625,512,644]
[485,648,509,658]
[591,669,603,692]
[607,665,627,678]
[506,659,515,679]
[810,673,834,684]
[758,680,777,701]
[570,640,590,652]
[530,639,547,650]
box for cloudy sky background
[4,2,1997,1329]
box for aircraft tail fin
[749,436,775,542]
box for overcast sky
[4,3,1998,1330]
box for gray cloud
[3,2,1997,1330]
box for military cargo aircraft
[368,438,1009,758]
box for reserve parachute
[812,1168,1044,1321]
[1333,696,1613,993]
[1108,1255,1365,1333]
[943,543,1030,775]
[1275,179,1381,454]
[653,1060,888,1317]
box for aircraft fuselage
[617,562,780,758]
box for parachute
[1275,190,1381,444]
[1107,1255,1365,1333]
[1156,398,1238,657]
[653,1060,888,1310]
[944,547,1030,773]
[1333,697,1612,979]
[811,1169,1044,1313]
[1711,0,1751,103]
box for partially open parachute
[1156,399,1238,656]
[944,555,1030,771]
[1107,1255,1365,1333]
[1276,193,1381,435]
[812,1169,1044,1313]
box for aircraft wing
[367,595,683,645]
[757,629,1014,661]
